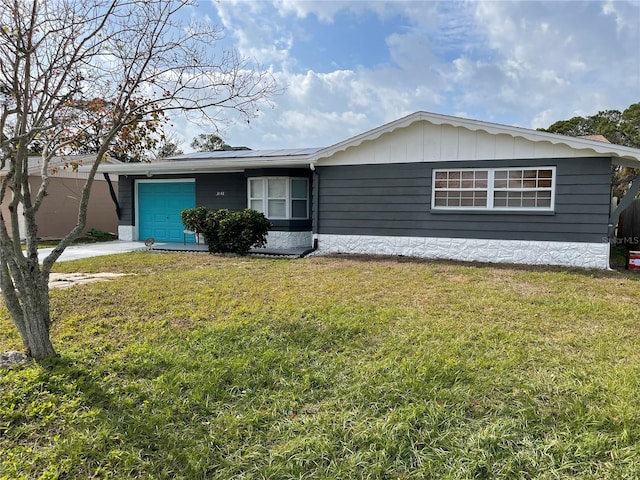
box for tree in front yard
[0,0,279,359]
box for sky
[173,0,640,151]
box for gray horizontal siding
[270,219,312,232]
[322,211,601,224]
[316,158,612,243]
[197,174,313,231]
[196,173,247,212]
[117,173,312,232]
[321,201,610,215]
[118,177,134,225]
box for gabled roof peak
[312,111,640,166]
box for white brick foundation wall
[265,231,313,249]
[119,226,312,250]
[316,234,610,269]
[118,225,134,241]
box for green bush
[86,229,117,241]
[180,207,271,255]
[180,206,211,234]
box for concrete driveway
[38,241,146,263]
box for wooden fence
[617,198,640,249]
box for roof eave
[92,156,314,175]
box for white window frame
[247,177,309,220]
[431,166,556,212]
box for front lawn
[1,253,640,479]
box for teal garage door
[138,181,195,242]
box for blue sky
[173,0,640,151]
[289,9,399,71]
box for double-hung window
[432,167,555,211]
[248,177,309,219]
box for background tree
[190,133,231,152]
[155,141,184,159]
[150,127,184,160]
[621,103,640,148]
[0,0,279,359]
[540,102,640,197]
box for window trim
[431,166,556,212]
[247,176,310,220]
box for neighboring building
[95,111,640,269]
[1,155,120,239]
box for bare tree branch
[0,0,280,358]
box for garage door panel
[138,181,195,242]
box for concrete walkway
[35,240,312,263]
[38,241,146,263]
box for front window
[432,167,555,211]
[248,177,309,219]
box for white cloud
[276,109,369,143]
[178,0,640,150]
[274,0,397,23]
[602,0,638,34]
[214,2,292,67]
[468,1,640,125]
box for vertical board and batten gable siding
[319,121,585,166]
[316,157,612,243]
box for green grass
[2,253,640,479]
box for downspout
[300,162,318,257]
[311,162,319,250]
[103,172,122,220]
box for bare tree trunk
[20,270,55,359]
[0,257,29,347]
[20,306,56,359]
[0,0,278,361]
[0,253,55,359]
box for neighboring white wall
[265,231,312,249]
[316,234,610,269]
[118,225,134,241]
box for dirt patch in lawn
[48,272,129,289]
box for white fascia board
[90,157,313,175]
[311,111,640,166]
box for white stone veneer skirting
[265,231,313,249]
[316,234,610,269]
[119,226,312,250]
[118,225,134,241]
